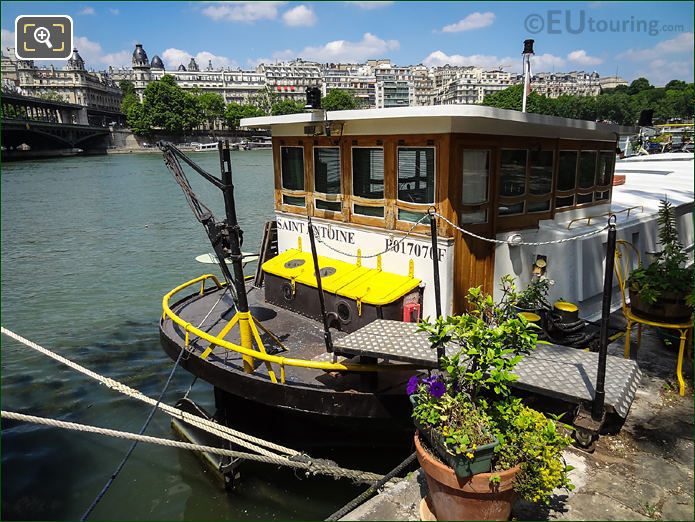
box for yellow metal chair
[614,240,693,395]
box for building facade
[3,43,625,120]
[2,47,122,119]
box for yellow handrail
[162,274,425,377]
[567,205,643,230]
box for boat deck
[162,284,639,423]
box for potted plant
[513,275,551,314]
[409,286,574,520]
[628,199,694,322]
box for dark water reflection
[1,150,363,520]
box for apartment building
[2,47,122,116]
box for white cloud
[441,12,495,33]
[616,33,694,84]
[422,50,567,71]
[72,36,131,68]
[282,5,317,26]
[530,53,567,70]
[567,50,603,66]
[79,7,95,15]
[422,51,502,68]
[253,32,399,65]
[201,1,286,22]
[109,9,119,15]
[347,1,394,9]
[616,32,693,62]
[162,47,234,69]
[2,28,15,51]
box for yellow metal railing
[162,274,425,382]
[567,205,643,230]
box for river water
[1,150,364,520]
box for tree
[197,92,226,130]
[139,74,200,133]
[119,79,136,97]
[224,103,265,130]
[664,79,687,91]
[120,79,140,115]
[481,83,525,110]
[627,77,653,95]
[248,86,278,114]
[321,89,364,111]
[271,98,305,115]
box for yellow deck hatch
[262,249,421,305]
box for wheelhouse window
[578,151,597,189]
[461,149,489,224]
[281,146,305,208]
[528,150,553,213]
[313,147,341,212]
[397,147,435,204]
[281,146,304,191]
[499,150,527,198]
[352,147,385,218]
[555,149,613,210]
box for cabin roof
[241,105,635,141]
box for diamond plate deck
[334,319,641,419]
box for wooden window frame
[395,140,438,233]
[350,144,387,228]
[553,144,615,212]
[312,144,343,219]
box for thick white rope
[0,326,296,458]
[0,410,386,484]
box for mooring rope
[0,326,297,458]
[0,410,387,485]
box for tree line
[120,76,363,136]
[480,78,693,125]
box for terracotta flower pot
[415,431,520,521]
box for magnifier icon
[33,26,53,48]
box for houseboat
[158,105,693,469]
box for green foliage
[412,390,494,456]
[411,284,573,504]
[131,74,202,134]
[487,398,575,503]
[321,89,364,111]
[225,102,265,130]
[628,199,694,305]
[119,79,135,97]
[515,277,551,310]
[197,92,226,128]
[482,80,694,125]
[271,98,306,116]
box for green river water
[0,150,365,520]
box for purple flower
[406,376,419,395]
[422,375,437,386]
[429,381,446,399]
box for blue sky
[2,1,693,85]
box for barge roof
[242,105,636,141]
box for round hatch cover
[284,259,306,269]
[319,267,336,277]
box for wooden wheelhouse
[242,106,631,318]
